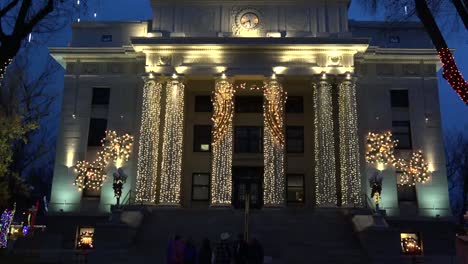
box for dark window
[87,118,107,146]
[286,126,304,153]
[390,90,409,108]
[195,95,213,112]
[234,126,263,153]
[235,96,263,113]
[192,173,210,201]
[91,88,110,105]
[397,171,417,202]
[392,121,412,149]
[287,174,305,203]
[101,35,112,42]
[286,96,304,113]
[193,125,212,152]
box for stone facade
[49,0,450,218]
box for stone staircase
[130,207,369,264]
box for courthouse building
[49,0,450,218]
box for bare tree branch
[0,0,20,18]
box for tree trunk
[451,0,468,29]
[414,0,468,105]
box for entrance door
[233,167,263,209]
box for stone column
[159,76,185,205]
[263,76,287,207]
[338,77,362,206]
[210,76,235,206]
[314,76,337,206]
[135,77,163,203]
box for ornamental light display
[0,207,15,248]
[159,76,185,205]
[211,75,235,205]
[338,78,362,206]
[135,79,163,203]
[263,75,287,206]
[314,77,337,205]
[397,150,431,186]
[401,237,422,255]
[438,47,468,105]
[365,131,398,168]
[74,130,134,191]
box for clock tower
[150,0,351,37]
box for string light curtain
[263,77,287,206]
[159,78,185,205]
[338,79,362,206]
[135,79,163,203]
[210,77,235,206]
[314,78,337,206]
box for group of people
[166,233,264,264]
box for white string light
[338,79,361,206]
[159,77,185,205]
[135,79,162,203]
[211,77,235,206]
[263,77,287,206]
[314,79,337,206]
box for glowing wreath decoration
[365,131,398,167]
[397,151,430,186]
[74,130,134,191]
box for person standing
[184,238,197,264]
[167,235,185,264]
[213,232,232,264]
[198,238,212,264]
[233,233,248,264]
[247,238,264,264]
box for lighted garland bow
[77,231,94,249]
[397,151,430,186]
[365,132,398,167]
[212,78,235,145]
[263,79,287,147]
[74,130,134,191]
[438,48,468,105]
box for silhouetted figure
[233,233,248,264]
[184,238,197,264]
[247,238,264,264]
[213,232,232,264]
[198,238,212,264]
[167,235,185,264]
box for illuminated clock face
[240,12,259,29]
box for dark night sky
[44,0,467,136]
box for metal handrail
[362,192,377,214]
[120,189,133,206]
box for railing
[120,189,134,206]
[362,193,377,214]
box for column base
[157,202,181,208]
[209,203,233,209]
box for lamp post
[112,168,127,206]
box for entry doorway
[232,167,263,209]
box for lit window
[193,125,212,152]
[400,233,422,255]
[192,173,210,201]
[287,174,305,203]
[77,227,95,249]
